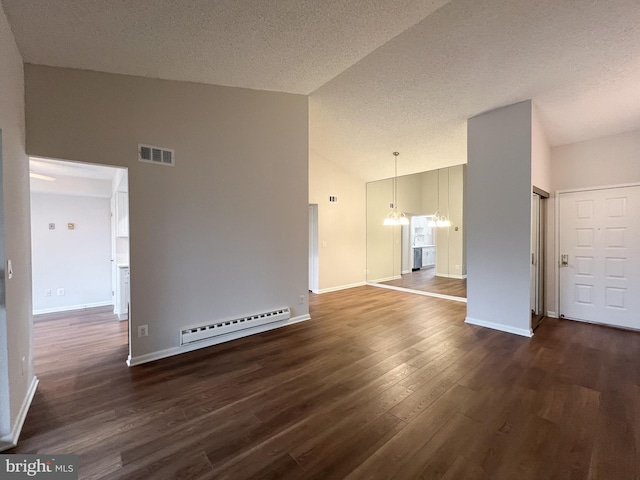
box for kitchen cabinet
[422,246,436,268]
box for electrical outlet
[138,325,148,337]
[45,289,52,297]
[298,295,305,304]
[57,288,65,296]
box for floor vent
[180,307,290,345]
[138,144,175,167]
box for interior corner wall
[31,192,112,313]
[531,104,552,317]
[309,149,366,292]
[466,101,533,336]
[531,105,551,194]
[24,65,309,363]
[546,129,640,315]
[0,6,34,448]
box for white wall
[31,192,112,314]
[366,178,400,283]
[466,101,533,336]
[531,104,552,317]
[0,5,35,450]
[551,129,640,191]
[25,65,309,365]
[309,149,366,292]
[531,105,551,194]
[546,129,640,315]
[30,175,111,197]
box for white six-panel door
[558,185,640,329]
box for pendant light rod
[429,168,451,228]
[383,151,409,226]
[393,151,399,209]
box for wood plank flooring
[379,268,467,298]
[8,287,640,479]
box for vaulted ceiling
[5,0,640,181]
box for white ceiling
[30,157,118,181]
[29,158,121,196]
[5,0,640,181]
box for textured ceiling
[5,0,640,182]
[2,0,450,94]
[310,0,640,180]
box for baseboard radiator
[180,307,290,345]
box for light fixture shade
[383,210,409,226]
[428,210,451,228]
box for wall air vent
[180,307,291,345]
[138,144,175,167]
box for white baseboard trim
[368,282,467,303]
[127,314,311,367]
[546,311,558,318]
[435,273,467,279]
[465,317,533,337]
[401,269,412,275]
[0,376,39,452]
[316,282,366,294]
[367,275,402,283]
[33,301,113,316]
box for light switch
[7,260,13,279]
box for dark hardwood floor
[379,268,467,298]
[9,287,640,479]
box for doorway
[530,188,547,330]
[29,157,130,358]
[558,185,640,330]
[0,129,9,441]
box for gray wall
[466,101,533,336]
[0,6,34,448]
[25,65,309,363]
